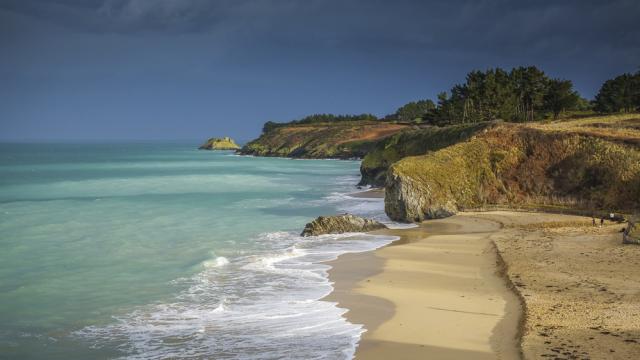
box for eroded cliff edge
[385,116,640,222]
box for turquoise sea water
[0,143,397,359]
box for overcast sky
[1,0,639,141]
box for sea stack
[199,136,241,150]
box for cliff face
[239,121,408,159]
[359,122,493,186]
[385,115,640,222]
[199,136,241,150]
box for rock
[301,214,387,236]
[199,136,241,150]
[623,219,639,245]
[385,169,458,222]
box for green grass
[360,122,493,185]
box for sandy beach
[326,210,640,359]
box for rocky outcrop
[624,219,639,245]
[385,172,458,222]
[240,121,407,159]
[301,214,387,236]
[385,122,640,222]
[199,137,240,150]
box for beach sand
[482,211,640,359]
[326,211,640,359]
[325,213,522,359]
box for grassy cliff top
[529,113,640,146]
[240,121,409,158]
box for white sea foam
[202,257,229,268]
[75,230,397,360]
[321,190,419,229]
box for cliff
[239,121,408,159]
[384,114,640,222]
[359,122,494,186]
[199,137,241,150]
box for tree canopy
[261,66,638,134]
[425,66,584,125]
[544,79,580,119]
[394,100,436,123]
[262,113,378,133]
[594,72,640,113]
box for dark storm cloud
[2,0,639,57]
[0,0,293,33]
[1,0,639,141]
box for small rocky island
[199,136,240,150]
[301,214,387,236]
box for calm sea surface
[0,143,397,359]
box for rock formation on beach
[624,219,639,244]
[301,214,387,236]
[199,136,241,150]
[384,115,640,222]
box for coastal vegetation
[594,71,640,113]
[359,122,493,186]
[261,113,378,133]
[384,114,640,222]
[240,121,408,158]
[388,66,592,125]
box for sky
[1,0,639,142]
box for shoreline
[325,214,522,359]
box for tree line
[594,72,640,113]
[261,67,640,132]
[262,113,377,133]
[395,67,639,125]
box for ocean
[0,142,400,359]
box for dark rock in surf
[301,214,387,237]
